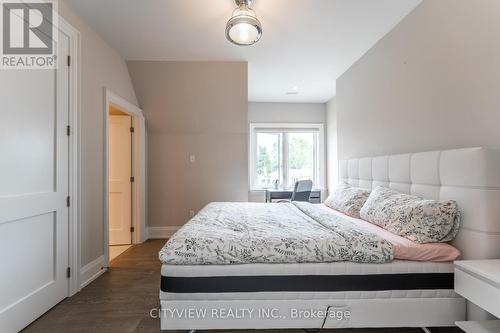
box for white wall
[326,98,338,194]
[248,102,327,202]
[336,0,500,160]
[248,102,326,124]
[59,1,139,267]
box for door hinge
[67,55,71,67]
[130,226,135,233]
[66,196,70,207]
[130,126,135,133]
[66,267,71,278]
[130,176,135,183]
[66,125,71,136]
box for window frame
[249,123,325,191]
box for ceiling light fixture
[225,0,262,46]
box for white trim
[58,16,82,297]
[106,89,144,117]
[79,255,107,289]
[104,89,147,268]
[148,226,180,239]
[249,123,325,191]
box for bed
[158,147,500,330]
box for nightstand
[454,260,500,332]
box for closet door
[0,30,70,333]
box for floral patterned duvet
[159,202,394,265]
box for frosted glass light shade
[225,5,262,46]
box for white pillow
[360,186,461,244]
[324,183,370,218]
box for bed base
[187,328,434,332]
[160,298,465,330]
[188,329,433,333]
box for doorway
[104,89,146,266]
[108,105,133,260]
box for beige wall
[59,1,139,266]
[326,98,338,193]
[127,61,248,227]
[336,0,500,160]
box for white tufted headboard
[339,147,500,260]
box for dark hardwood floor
[23,239,462,333]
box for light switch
[189,210,195,218]
[189,154,196,163]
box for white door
[109,115,132,245]
[0,31,70,332]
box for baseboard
[80,255,107,289]
[147,226,180,239]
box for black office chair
[277,180,313,203]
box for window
[249,123,325,190]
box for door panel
[109,115,132,245]
[0,30,70,333]
[0,213,55,311]
[0,66,55,197]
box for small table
[454,260,500,332]
[265,188,321,203]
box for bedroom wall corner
[326,97,338,195]
[127,61,249,229]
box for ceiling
[65,0,421,103]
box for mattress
[160,260,458,301]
